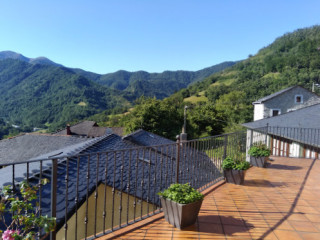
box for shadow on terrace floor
[99,156,320,240]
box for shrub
[158,183,204,204]
[222,156,250,171]
[248,144,271,157]
[0,179,56,239]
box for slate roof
[243,103,320,146]
[106,127,125,136]
[0,130,219,232]
[0,134,91,165]
[253,86,297,104]
[55,121,98,136]
[87,126,108,138]
[123,129,175,146]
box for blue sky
[0,0,319,74]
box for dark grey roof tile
[243,103,320,146]
[55,121,97,136]
[0,134,90,165]
[123,129,174,147]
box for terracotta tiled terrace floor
[99,157,320,240]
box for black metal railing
[5,126,319,239]
[0,130,250,239]
[248,126,320,158]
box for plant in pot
[158,183,204,229]
[248,143,271,168]
[222,156,250,185]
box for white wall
[254,104,264,121]
[289,142,300,157]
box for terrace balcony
[98,156,320,240]
[0,127,319,239]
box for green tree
[187,103,226,138]
[121,97,183,140]
[215,91,252,132]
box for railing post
[223,135,228,159]
[265,124,269,145]
[176,135,180,183]
[50,158,58,240]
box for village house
[252,85,320,121]
[54,121,124,137]
[244,102,320,160]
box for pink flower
[2,229,20,240]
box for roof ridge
[29,134,113,161]
[0,133,26,142]
[253,86,296,104]
[122,129,144,140]
[76,133,117,155]
[53,120,97,134]
[253,85,319,104]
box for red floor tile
[96,157,320,240]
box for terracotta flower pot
[250,156,267,168]
[160,197,203,229]
[224,169,246,185]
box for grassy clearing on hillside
[77,102,87,106]
[184,91,208,103]
[262,72,280,79]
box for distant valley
[0,51,236,132]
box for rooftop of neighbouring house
[252,85,319,104]
[97,156,320,240]
[54,121,99,136]
[54,120,125,137]
[243,103,320,130]
[0,133,92,165]
[243,103,320,147]
[122,129,174,147]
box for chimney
[66,124,71,135]
[180,105,188,141]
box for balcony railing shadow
[244,179,288,188]
[258,158,317,239]
[197,215,254,234]
[265,163,303,170]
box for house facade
[244,103,320,160]
[253,86,320,121]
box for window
[295,95,303,103]
[270,109,281,117]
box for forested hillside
[2,25,320,140]
[185,26,320,102]
[72,61,236,99]
[0,52,234,137]
[0,59,129,130]
[113,25,320,139]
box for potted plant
[222,156,250,185]
[248,144,271,168]
[158,183,204,229]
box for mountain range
[2,25,320,135]
[177,25,320,104]
[0,51,235,130]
